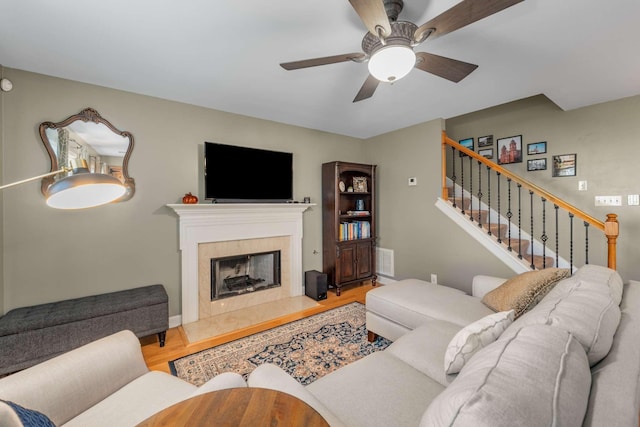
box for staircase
[437,132,619,274]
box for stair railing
[441,131,619,270]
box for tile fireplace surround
[167,203,313,324]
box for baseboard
[376,275,397,285]
[169,315,182,328]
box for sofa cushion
[481,268,570,318]
[386,319,462,386]
[63,371,197,427]
[307,351,445,427]
[248,364,345,427]
[0,400,55,427]
[366,279,494,330]
[505,278,621,366]
[571,264,623,304]
[444,310,514,374]
[584,281,640,427]
[421,324,591,427]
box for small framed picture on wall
[497,135,523,165]
[552,154,577,177]
[458,138,474,156]
[527,158,547,171]
[527,141,547,155]
[478,135,493,147]
[479,149,493,159]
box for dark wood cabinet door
[336,243,357,283]
[356,242,373,279]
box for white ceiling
[1,0,639,139]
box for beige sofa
[248,264,640,426]
[0,330,246,426]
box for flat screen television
[204,142,293,202]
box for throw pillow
[0,400,55,427]
[481,268,571,318]
[444,310,514,374]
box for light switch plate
[578,180,587,191]
[628,195,639,206]
[595,196,622,206]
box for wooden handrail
[441,131,619,270]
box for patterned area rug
[170,302,391,386]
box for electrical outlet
[430,273,437,284]
[594,196,622,206]
[408,177,417,186]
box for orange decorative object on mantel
[182,192,198,204]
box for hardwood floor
[141,283,376,374]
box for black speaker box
[305,270,327,301]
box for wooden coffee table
[136,387,329,426]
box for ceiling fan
[280,0,524,102]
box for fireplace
[211,250,281,300]
[167,203,312,324]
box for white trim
[169,315,182,328]
[167,203,314,324]
[436,198,531,274]
[376,275,397,285]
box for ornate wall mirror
[39,108,135,201]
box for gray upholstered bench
[0,284,168,375]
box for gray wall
[446,94,640,283]
[365,120,514,292]
[0,66,4,312]
[0,68,364,315]
[2,68,637,317]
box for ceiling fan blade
[414,0,524,42]
[280,53,366,70]
[348,0,392,38]
[414,52,478,83]
[353,75,380,102]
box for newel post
[604,213,619,270]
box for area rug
[169,302,391,386]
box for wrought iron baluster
[486,165,491,234]
[569,213,574,272]
[507,178,512,250]
[469,156,474,222]
[517,184,522,259]
[460,149,465,215]
[554,205,559,268]
[541,198,548,268]
[496,172,502,243]
[477,161,483,227]
[451,146,457,209]
[584,221,590,265]
[529,190,535,269]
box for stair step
[482,223,508,239]
[448,196,471,210]
[503,238,530,255]
[523,254,556,270]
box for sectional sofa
[0,330,246,426]
[249,264,640,426]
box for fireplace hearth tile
[182,296,319,343]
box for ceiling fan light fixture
[368,45,416,83]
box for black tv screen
[204,142,293,202]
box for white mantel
[167,203,314,324]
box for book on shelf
[339,221,371,241]
[346,210,370,216]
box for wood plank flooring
[141,283,375,373]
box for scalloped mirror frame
[38,108,135,202]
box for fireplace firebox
[211,250,281,300]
